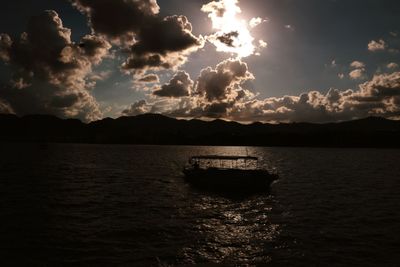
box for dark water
[0,144,399,266]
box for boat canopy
[189,155,258,161]
[188,155,259,170]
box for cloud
[358,72,400,100]
[140,58,256,116]
[350,61,365,69]
[0,34,12,62]
[0,98,13,114]
[229,72,400,122]
[245,73,400,122]
[195,58,254,102]
[216,31,239,48]
[71,0,204,73]
[122,98,182,116]
[138,74,159,83]
[153,71,193,97]
[88,70,112,81]
[368,39,386,52]
[387,63,399,69]
[123,55,400,122]
[125,58,257,119]
[71,0,160,42]
[0,10,111,121]
[249,17,266,28]
[186,69,254,117]
[349,69,366,80]
[78,35,111,64]
[122,99,151,116]
[124,16,203,73]
[124,58,256,118]
[258,40,268,48]
[349,61,367,80]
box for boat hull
[183,168,278,192]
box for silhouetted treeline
[1,113,400,148]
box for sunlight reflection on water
[180,195,279,264]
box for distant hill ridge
[0,113,399,147]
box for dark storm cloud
[203,102,230,117]
[123,54,170,71]
[78,35,111,64]
[216,31,239,48]
[0,10,111,121]
[71,0,160,40]
[71,0,204,72]
[153,71,192,97]
[129,15,200,55]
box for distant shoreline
[1,113,400,148]
[2,142,399,150]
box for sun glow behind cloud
[201,0,264,58]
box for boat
[183,155,278,192]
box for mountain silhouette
[1,113,399,147]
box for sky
[0,0,400,123]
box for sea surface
[0,144,399,266]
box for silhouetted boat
[183,155,278,192]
